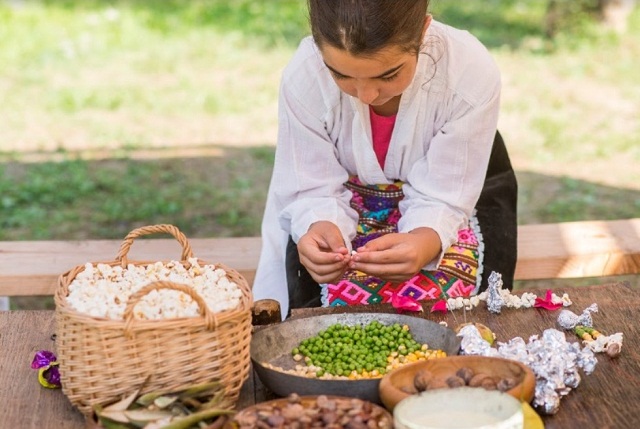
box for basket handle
[116,224,194,267]
[123,281,218,336]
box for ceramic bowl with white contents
[393,387,524,429]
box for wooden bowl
[233,395,393,428]
[379,355,536,412]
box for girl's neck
[370,95,401,117]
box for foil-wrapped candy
[557,304,598,330]
[457,324,499,357]
[486,271,505,314]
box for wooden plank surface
[2,282,639,428]
[1,218,639,296]
[0,311,85,429]
[515,218,640,280]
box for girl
[253,0,517,317]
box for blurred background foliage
[0,0,639,241]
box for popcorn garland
[441,271,572,313]
[458,325,597,415]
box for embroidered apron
[321,176,483,307]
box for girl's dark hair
[308,0,429,56]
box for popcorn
[66,258,243,320]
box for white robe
[253,21,501,317]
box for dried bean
[401,385,418,394]
[446,375,466,388]
[234,394,391,429]
[468,373,492,387]
[426,378,449,390]
[413,369,433,392]
[479,376,498,390]
[497,377,517,392]
[455,367,475,384]
[281,403,305,420]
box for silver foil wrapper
[486,271,505,314]
[457,324,499,357]
[458,326,598,415]
[557,304,599,330]
[557,309,579,330]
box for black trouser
[285,131,518,311]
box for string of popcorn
[66,258,243,320]
[444,272,572,312]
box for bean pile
[233,393,393,429]
[288,321,446,379]
[410,366,518,393]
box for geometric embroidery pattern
[324,176,482,307]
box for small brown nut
[281,403,305,420]
[455,367,475,384]
[413,369,434,392]
[497,377,517,392]
[606,342,622,358]
[426,377,449,390]
[267,414,286,426]
[400,385,418,394]
[480,376,498,390]
[468,373,491,387]
[445,375,466,388]
[287,393,301,404]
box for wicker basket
[54,224,253,415]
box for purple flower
[31,350,57,369]
[41,365,61,387]
[32,350,61,389]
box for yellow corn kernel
[407,354,418,363]
[371,369,380,377]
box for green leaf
[153,395,178,409]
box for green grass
[0,146,274,240]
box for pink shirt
[369,107,397,169]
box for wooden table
[2,282,639,428]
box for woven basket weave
[54,224,253,415]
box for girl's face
[320,44,419,112]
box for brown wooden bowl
[233,395,393,428]
[378,355,536,412]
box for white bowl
[393,387,524,429]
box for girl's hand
[297,221,350,284]
[349,228,441,283]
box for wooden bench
[1,218,638,305]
